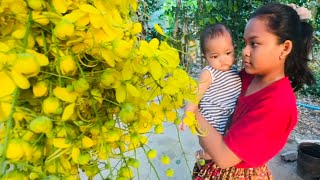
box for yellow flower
[60,55,77,76]
[132,22,142,34]
[104,129,121,142]
[81,136,95,148]
[71,147,80,163]
[7,0,28,14]
[119,103,136,123]
[149,38,159,49]
[154,124,164,134]
[91,89,103,104]
[29,116,53,134]
[157,49,180,68]
[118,167,134,179]
[101,49,116,67]
[165,168,174,177]
[77,152,91,165]
[165,111,177,122]
[130,0,138,12]
[52,138,72,148]
[122,62,133,80]
[12,28,26,39]
[126,83,140,97]
[26,0,45,10]
[79,4,100,14]
[154,23,165,36]
[100,69,121,88]
[61,103,75,121]
[33,81,48,97]
[112,40,133,59]
[9,70,30,89]
[13,53,40,78]
[54,19,75,40]
[0,71,16,98]
[32,12,49,25]
[116,85,126,103]
[26,49,49,66]
[128,158,140,168]
[183,111,196,127]
[97,145,110,160]
[138,40,153,58]
[161,155,170,165]
[52,0,69,14]
[53,86,78,102]
[6,139,24,160]
[147,149,157,159]
[148,60,162,80]
[0,43,10,52]
[42,96,62,115]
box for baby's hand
[179,121,186,131]
[195,149,209,168]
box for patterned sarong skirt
[192,160,274,180]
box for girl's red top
[224,70,298,168]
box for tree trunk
[173,0,181,38]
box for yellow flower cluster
[0,0,197,179]
[183,111,208,136]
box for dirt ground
[268,140,303,180]
[269,98,320,180]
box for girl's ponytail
[285,21,315,91]
[300,21,313,56]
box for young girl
[193,3,315,179]
[180,24,241,134]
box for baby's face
[204,33,235,71]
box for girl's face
[242,18,285,76]
[204,33,235,71]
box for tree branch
[173,0,181,38]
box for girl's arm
[193,70,239,165]
[195,110,241,169]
